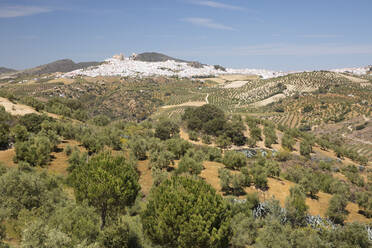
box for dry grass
[0,140,82,177]
[200,161,225,193]
[48,78,75,85]
[137,160,153,196]
[199,77,226,84]
[251,93,286,107]
[198,160,370,223]
[220,74,259,81]
[0,148,16,167]
[338,73,369,83]
[1,138,368,224]
[161,101,206,109]
[47,140,83,176]
[0,97,36,116]
[223,81,249,89]
[245,177,370,223]
[0,97,62,120]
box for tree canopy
[142,176,231,248]
[70,151,140,229]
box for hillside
[16,59,101,76]
[134,52,187,63]
[0,67,17,74]
[62,54,286,79]
[0,68,371,247]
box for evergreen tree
[70,151,140,229]
[142,176,230,248]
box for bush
[64,145,73,156]
[47,203,100,245]
[251,165,268,189]
[19,113,51,133]
[263,125,277,148]
[300,141,312,158]
[14,134,53,166]
[205,147,222,162]
[0,123,9,150]
[81,133,104,154]
[154,119,179,140]
[326,194,348,224]
[165,138,192,159]
[356,191,372,218]
[150,150,174,170]
[141,176,230,248]
[91,115,110,126]
[176,156,203,175]
[219,168,231,192]
[0,169,64,218]
[299,173,319,197]
[230,213,257,247]
[188,130,199,141]
[281,133,295,151]
[202,134,212,144]
[10,124,29,143]
[285,186,308,226]
[216,135,232,149]
[99,220,130,248]
[223,151,247,169]
[276,149,291,162]
[67,149,88,172]
[249,126,262,142]
[129,138,147,160]
[182,104,226,136]
[20,220,73,248]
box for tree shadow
[54,147,64,153]
[307,194,319,200]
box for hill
[16,59,101,76]
[0,67,17,74]
[134,52,187,63]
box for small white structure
[130,53,138,60]
[112,53,124,61]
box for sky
[0,0,371,71]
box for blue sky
[0,0,371,70]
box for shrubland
[0,73,371,247]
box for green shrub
[141,176,230,248]
[188,130,199,141]
[223,151,247,169]
[176,156,203,175]
[202,134,212,144]
[14,134,53,166]
[0,169,64,218]
[326,194,348,224]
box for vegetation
[141,176,230,248]
[70,151,140,229]
[0,70,371,247]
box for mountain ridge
[134,52,188,63]
[0,67,17,75]
[15,59,102,76]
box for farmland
[0,69,371,247]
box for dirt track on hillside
[0,97,37,115]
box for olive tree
[285,186,308,226]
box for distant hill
[134,52,188,63]
[0,67,17,74]
[17,59,102,76]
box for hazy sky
[0,0,371,70]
